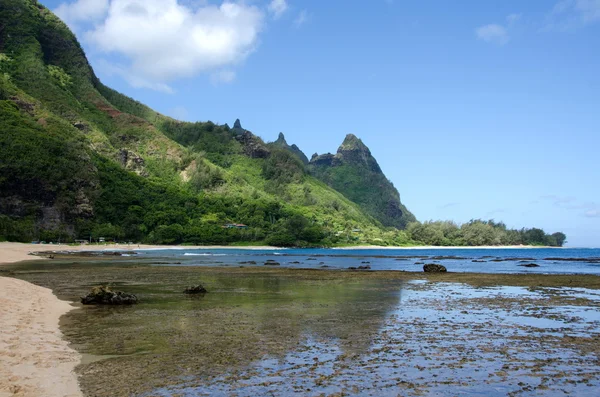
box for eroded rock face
[235,131,270,159]
[81,286,138,305]
[309,153,338,167]
[118,149,148,176]
[184,285,208,294]
[423,264,447,273]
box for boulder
[423,264,447,273]
[518,263,540,268]
[358,265,372,270]
[184,285,208,294]
[264,260,281,266]
[81,286,138,305]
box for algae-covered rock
[423,264,447,273]
[81,286,138,305]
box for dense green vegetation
[406,220,566,247]
[0,0,567,247]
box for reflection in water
[8,260,600,396]
[8,260,402,397]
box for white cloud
[475,24,509,45]
[268,0,288,19]
[86,1,264,82]
[294,10,308,28]
[56,1,267,91]
[55,0,109,28]
[210,70,236,85]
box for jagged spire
[233,119,242,129]
[276,132,287,144]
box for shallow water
[120,247,600,274]
[7,259,600,396]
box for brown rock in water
[264,260,281,266]
[518,263,540,268]
[423,264,447,273]
[81,286,138,305]
[184,285,208,294]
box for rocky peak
[336,134,381,173]
[233,119,243,129]
[275,132,287,145]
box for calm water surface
[7,248,600,396]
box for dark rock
[239,261,257,265]
[348,267,357,270]
[472,260,486,263]
[264,260,281,266]
[81,286,138,305]
[235,131,270,158]
[290,261,301,264]
[184,285,208,294]
[415,262,424,265]
[358,265,372,270]
[423,264,447,273]
[307,258,318,261]
[361,261,371,264]
[518,263,540,268]
[72,121,89,132]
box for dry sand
[0,277,82,397]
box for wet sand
[3,259,600,396]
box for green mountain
[309,134,416,229]
[0,0,412,246]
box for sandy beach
[0,277,82,397]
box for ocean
[131,247,600,274]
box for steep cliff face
[309,134,415,229]
[270,133,309,164]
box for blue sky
[41,0,600,246]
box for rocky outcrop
[423,264,447,273]
[81,286,138,305]
[264,260,281,266]
[235,131,270,159]
[118,149,148,176]
[272,132,309,164]
[336,134,382,173]
[184,285,208,294]
[231,118,246,136]
[310,153,338,167]
[518,263,540,268]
